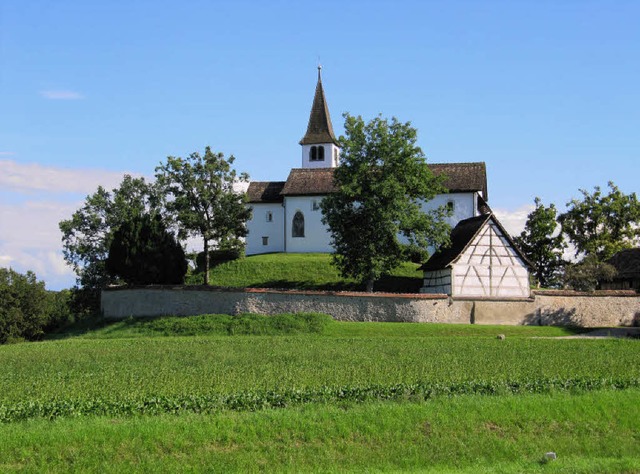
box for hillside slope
[187,253,423,292]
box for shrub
[0,268,52,343]
[106,213,187,285]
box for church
[245,68,532,297]
[246,67,490,257]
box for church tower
[299,66,340,168]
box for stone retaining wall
[101,287,640,327]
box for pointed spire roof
[299,66,340,146]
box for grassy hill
[1,314,639,472]
[186,252,424,292]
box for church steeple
[300,66,339,146]
[300,66,341,169]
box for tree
[514,197,566,288]
[0,268,52,343]
[321,114,451,292]
[106,213,187,285]
[155,147,250,285]
[59,175,163,290]
[562,255,617,292]
[558,182,640,262]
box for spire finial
[317,63,322,81]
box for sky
[1,0,639,290]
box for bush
[43,289,76,332]
[0,268,53,343]
[563,255,617,291]
[106,213,187,285]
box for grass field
[186,252,424,292]
[2,314,639,472]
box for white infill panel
[453,221,530,298]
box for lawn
[186,252,424,292]
[2,314,639,472]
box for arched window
[317,146,325,161]
[309,146,317,161]
[292,211,305,237]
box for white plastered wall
[246,203,285,255]
[301,143,340,168]
[420,192,478,227]
[284,195,333,253]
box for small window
[309,146,317,161]
[317,146,325,161]
[447,201,455,212]
[262,236,269,246]
[266,211,273,222]
[292,211,305,237]
[334,148,338,165]
[311,200,320,211]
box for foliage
[514,197,566,288]
[43,289,75,332]
[106,213,187,285]
[155,147,250,285]
[59,175,163,290]
[558,182,640,262]
[184,253,423,292]
[0,268,53,343]
[563,254,617,291]
[321,114,451,291]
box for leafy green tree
[155,147,250,285]
[59,175,163,290]
[0,268,52,343]
[106,213,187,285]
[321,114,451,292]
[562,255,617,292]
[514,197,566,288]
[558,182,640,262]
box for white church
[245,68,531,297]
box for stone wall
[101,286,640,327]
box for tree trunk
[203,238,210,286]
[365,278,374,293]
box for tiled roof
[299,68,339,146]
[420,214,491,271]
[420,213,533,271]
[246,181,285,203]
[281,168,337,196]
[278,162,487,197]
[606,248,640,279]
[429,162,488,200]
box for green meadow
[1,314,639,472]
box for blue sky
[1,0,639,290]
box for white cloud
[0,198,78,289]
[0,162,146,290]
[39,90,84,100]
[492,204,535,239]
[0,159,134,194]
